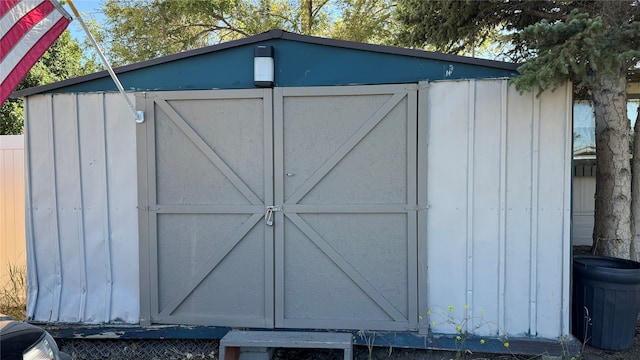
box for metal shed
[14,30,573,354]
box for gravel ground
[57,323,640,359]
[577,324,640,360]
[274,333,640,360]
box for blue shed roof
[13,29,520,97]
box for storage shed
[14,30,573,354]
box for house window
[573,99,640,158]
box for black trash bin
[572,255,640,351]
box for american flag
[0,0,71,104]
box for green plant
[356,329,376,360]
[0,262,27,320]
[575,306,592,360]
[559,335,581,360]
[423,305,509,360]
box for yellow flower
[503,342,510,348]
[456,335,462,341]
[426,309,432,315]
[480,339,485,344]
[456,325,462,332]
[431,321,436,326]
[448,305,454,311]
[464,305,469,310]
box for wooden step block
[220,330,353,360]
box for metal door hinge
[135,111,145,123]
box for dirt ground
[579,335,640,360]
[272,327,640,360]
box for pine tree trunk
[592,71,631,259]
[631,106,640,261]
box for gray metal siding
[424,80,572,338]
[25,93,138,323]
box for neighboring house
[572,95,640,247]
[12,30,574,355]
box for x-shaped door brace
[156,92,409,321]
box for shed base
[38,323,581,358]
[219,330,353,360]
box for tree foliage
[395,0,640,259]
[98,0,394,66]
[397,1,638,61]
[513,6,639,94]
[100,0,273,65]
[330,0,395,44]
[395,1,639,90]
[0,31,98,135]
[396,0,540,58]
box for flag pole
[66,0,143,123]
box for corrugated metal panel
[502,82,537,336]
[423,80,571,338]
[25,93,138,323]
[0,135,26,294]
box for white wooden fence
[0,135,26,292]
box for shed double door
[138,85,419,331]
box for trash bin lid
[574,255,640,284]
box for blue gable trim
[272,40,517,86]
[13,30,519,96]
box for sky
[63,0,104,41]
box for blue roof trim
[13,29,520,96]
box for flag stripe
[0,0,23,17]
[0,9,65,81]
[0,16,68,102]
[0,0,41,39]
[0,0,56,61]
[0,0,69,103]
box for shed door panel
[140,85,417,331]
[142,90,273,327]
[275,86,418,331]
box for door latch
[265,206,280,226]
